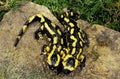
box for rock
[0,2,120,79]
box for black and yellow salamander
[59,11,89,74]
[14,11,89,74]
[59,11,89,47]
[14,14,66,73]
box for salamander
[59,11,89,74]
[14,14,65,73]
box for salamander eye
[51,54,60,65]
[48,55,57,70]
[51,55,57,64]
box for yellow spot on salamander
[71,48,76,55]
[37,32,43,38]
[69,22,74,27]
[70,35,77,47]
[78,32,84,42]
[70,28,74,34]
[41,25,44,30]
[57,29,62,35]
[44,22,55,35]
[74,59,79,69]
[53,36,58,44]
[55,54,60,66]
[47,45,56,65]
[51,23,56,28]
[79,48,82,54]
[64,25,67,28]
[76,48,83,59]
[63,54,72,62]
[61,15,63,18]
[17,36,21,39]
[65,12,69,16]
[22,25,27,32]
[80,41,83,47]
[70,12,73,16]
[79,54,84,62]
[48,37,51,41]
[36,14,45,22]
[44,46,50,53]
[58,46,62,52]
[79,29,83,33]
[64,18,69,23]
[28,15,35,23]
[60,50,66,59]
[67,27,70,31]
[61,39,63,45]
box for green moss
[70,0,120,31]
[0,0,120,31]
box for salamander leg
[40,44,50,55]
[79,54,86,70]
[34,28,44,40]
[82,30,89,47]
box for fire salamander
[59,11,89,47]
[59,11,89,74]
[14,11,89,74]
[14,14,65,72]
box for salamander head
[68,11,80,21]
[62,54,79,74]
[61,11,80,21]
[47,51,61,70]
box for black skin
[58,11,88,74]
[34,28,43,40]
[81,30,89,47]
[56,60,63,74]
[62,55,86,74]
[14,12,88,75]
[34,27,65,74]
[62,57,76,74]
[79,55,86,70]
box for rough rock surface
[0,2,120,79]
